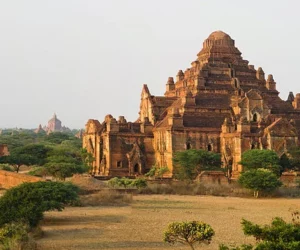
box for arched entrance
[134,163,140,174]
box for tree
[241,216,300,249]
[164,221,215,250]
[173,149,221,181]
[0,144,49,172]
[44,132,71,144]
[219,212,300,250]
[44,162,88,180]
[238,169,282,198]
[0,181,79,227]
[239,150,281,175]
[43,144,89,180]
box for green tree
[173,149,221,181]
[0,144,49,172]
[163,221,215,250]
[44,162,88,180]
[44,132,71,144]
[219,212,300,249]
[0,181,79,227]
[43,144,89,180]
[239,150,281,175]
[238,169,282,198]
[241,216,300,249]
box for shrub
[164,221,215,250]
[0,181,79,227]
[108,177,147,189]
[0,164,14,172]
[145,166,170,179]
[0,221,37,250]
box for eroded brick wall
[0,170,42,189]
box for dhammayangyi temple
[83,31,300,178]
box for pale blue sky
[0,0,300,128]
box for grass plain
[37,195,300,250]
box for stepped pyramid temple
[83,31,300,177]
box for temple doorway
[134,163,140,174]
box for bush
[164,221,215,250]
[0,221,37,250]
[0,164,14,172]
[107,177,147,189]
[0,181,79,227]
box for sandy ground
[37,195,300,250]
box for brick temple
[83,31,300,177]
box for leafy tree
[163,221,215,250]
[44,162,88,180]
[173,149,221,181]
[0,181,79,227]
[242,216,300,249]
[0,144,49,172]
[80,148,95,169]
[42,144,89,180]
[44,132,71,144]
[220,212,300,250]
[239,150,281,175]
[238,169,282,198]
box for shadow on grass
[43,214,125,225]
[38,240,171,249]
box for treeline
[0,131,92,180]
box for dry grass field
[37,195,300,250]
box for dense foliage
[0,144,50,172]
[173,149,222,181]
[163,221,215,250]
[0,181,79,227]
[108,177,147,189]
[238,169,282,198]
[0,222,31,250]
[0,131,92,179]
[144,166,169,179]
[239,150,281,175]
[220,214,300,250]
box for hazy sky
[1,0,300,129]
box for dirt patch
[37,195,300,250]
[69,174,107,193]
